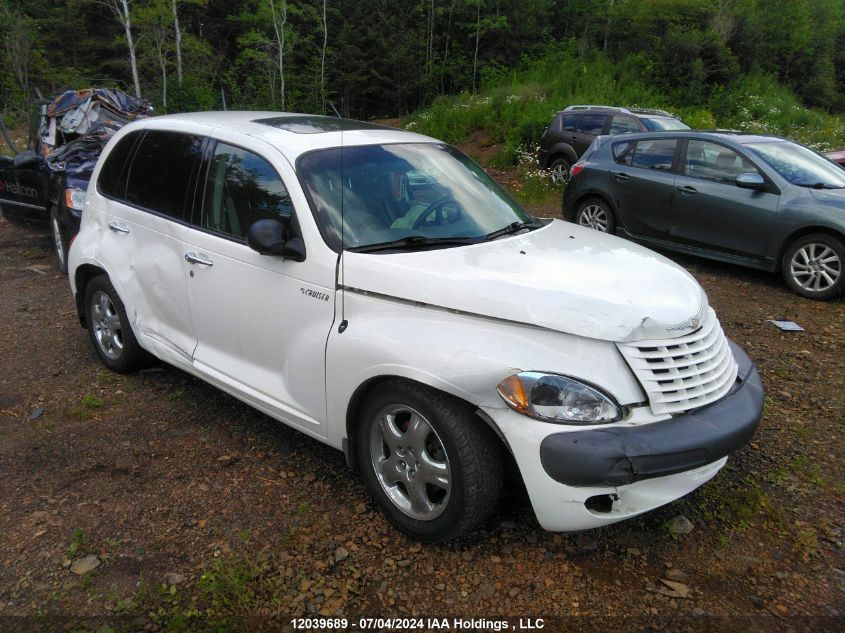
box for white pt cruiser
[68,113,763,541]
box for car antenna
[329,102,341,118]
[337,125,348,333]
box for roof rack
[562,105,674,118]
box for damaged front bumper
[539,341,762,487]
[484,340,763,532]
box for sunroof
[254,115,387,134]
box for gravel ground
[0,205,843,633]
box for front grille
[617,307,738,416]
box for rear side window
[202,142,292,240]
[610,116,640,134]
[575,114,606,135]
[97,132,142,199]
[124,130,203,221]
[619,139,678,171]
[561,114,578,131]
[612,141,634,161]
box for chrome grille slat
[617,307,739,416]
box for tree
[93,0,142,97]
[320,0,327,113]
[269,0,287,108]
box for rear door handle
[185,252,213,266]
[611,172,629,182]
[676,185,698,194]
[107,222,130,234]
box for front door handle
[611,172,629,182]
[107,222,130,234]
[676,185,698,194]
[185,252,213,266]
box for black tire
[549,157,572,186]
[575,197,616,234]
[781,233,844,300]
[355,380,503,542]
[84,275,147,373]
[50,206,69,275]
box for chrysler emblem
[668,313,703,331]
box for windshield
[297,143,533,251]
[746,141,845,188]
[641,117,689,131]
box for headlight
[496,372,622,424]
[65,188,85,211]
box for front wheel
[782,233,844,300]
[575,197,616,233]
[355,380,502,542]
[84,276,147,372]
[50,207,69,274]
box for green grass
[69,394,104,420]
[403,52,845,165]
[67,527,89,557]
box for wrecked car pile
[0,88,152,272]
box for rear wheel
[549,157,572,185]
[50,207,69,275]
[782,233,844,300]
[84,275,146,372]
[575,197,616,233]
[355,380,502,542]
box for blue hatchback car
[563,131,845,300]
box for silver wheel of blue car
[790,243,841,292]
[783,234,844,300]
[50,207,68,275]
[575,198,616,233]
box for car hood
[809,188,845,205]
[342,220,707,343]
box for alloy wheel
[51,216,65,268]
[578,204,609,232]
[90,290,124,360]
[789,242,841,293]
[369,404,451,521]
[551,162,570,185]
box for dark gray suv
[537,105,689,184]
[562,131,845,300]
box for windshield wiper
[797,182,845,189]
[347,235,482,253]
[485,219,543,240]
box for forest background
[3,0,845,163]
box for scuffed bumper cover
[539,340,763,487]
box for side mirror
[246,218,306,262]
[13,149,44,169]
[735,172,766,190]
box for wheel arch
[776,226,845,272]
[567,191,618,224]
[342,374,521,489]
[544,143,578,168]
[73,263,108,327]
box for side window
[202,142,292,240]
[561,114,578,131]
[621,139,678,171]
[685,140,759,183]
[612,141,634,162]
[575,113,606,135]
[124,130,203,221]
[610,116,641,134]
[97,131,142,199]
